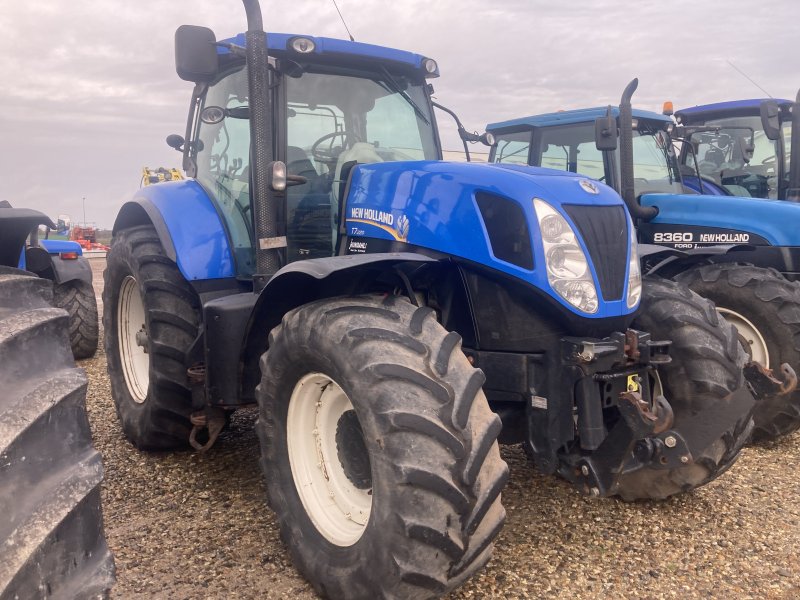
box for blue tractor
[7,203,100,360]
[0,204,114,596]
[673,92,800,202]
[487,79,800,442]
[103,3,754,597]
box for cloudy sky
[2,0,798,227]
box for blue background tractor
[8,202,100,360]
[103,4,754,597]
[487,79,800,442]
[674,92,800,202]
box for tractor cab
[489,106,683,198]
[174,32,442,275]
[674,99,794,199]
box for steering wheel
[311,131,349,164]
[760,155,776,166]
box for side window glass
[494,132,530,164]
[195,67,254,275]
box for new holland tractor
[104,3,755,597]
[673,91,800,202]
[487,79,800,442]
[0,204,114,597]
[4,201,100,360]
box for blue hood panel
[642,193,800,246]
[345,161,636,318]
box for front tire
[103,225,201,449]
[617,277,753,501]
[257,296,508,599]
[53,279,99,359]
[675,263,800,442]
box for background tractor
[674,91,800,202]
[104,3,755,597]
[0,203,114,597]
[487,79,800,441]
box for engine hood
[642,192,800,246]
[343,160,636,319]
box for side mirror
[175,25,219,82]
[166,134,185,151]
[595,107,618,151]
[760,100,781,140]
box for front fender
[228,253,438,404]
[113,180,235,281]
[25,246,92,285]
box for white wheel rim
[118,275,150,403]
[717,307,770,367]
[287,373,372,546]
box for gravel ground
[83,258,800,599]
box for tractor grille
[562,204,628,301]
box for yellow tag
[626,375,640,392]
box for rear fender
[24,246,93,285]
[0,205,54,268]
[112,180,235,281]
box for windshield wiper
[377,66,430,125]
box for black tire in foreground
[103,225,201,450]
[257,296,508,599]
[0,266,114,599]
[675,263,800,442]
[617,276,753,501]
[54,278,99,360]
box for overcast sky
[2,0,798,227]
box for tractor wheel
[54,279,99,359]
[257,296,508,599]
[617,276,753,501]
[0,266,114,598]
[675,263,800,442]
[103,225,200,449]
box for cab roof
[676,99,792,124]
[487,106,670,133]
[219,32,438,77]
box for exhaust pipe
[618,78,658,221]
[242,0,282,288]
[788,88,800,202]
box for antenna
[727,60,773,98]
[331,0,355,41]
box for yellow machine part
[142,167,185,186]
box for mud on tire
[676,263,800,442]
[257,295,509,599]
[0,266,114,598]
[617,276,753,501]
[103,225,201,450]
[54,278,99,360]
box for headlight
[533,198,598,314]
[626,215,641,308]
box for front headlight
[626,216,641,308]
[533,198,598,314]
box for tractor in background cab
[487,79,800,442]
[103,2,755,597]
[674,90,800,202]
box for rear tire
[103,225,201,450]
[675,263,800,442]
[54,279,99,359]
[617,276,753,501]
[257,296,508,599]
[0,266,114,598]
